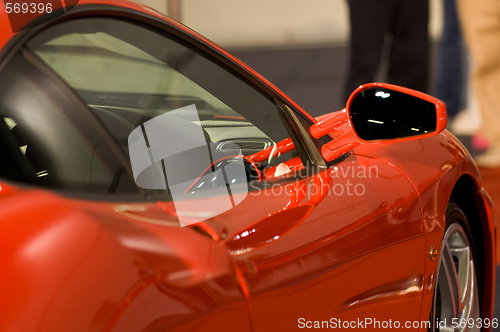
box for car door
[11,9,319,331]
[14,7,427,331]
[223,153,427,331]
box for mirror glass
[349,87,437,141]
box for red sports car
[0,1,496,331]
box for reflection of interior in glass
[128,104,250,226]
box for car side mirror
[310,83,447,162]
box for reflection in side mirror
[347,84,447,142]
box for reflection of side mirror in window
[310,83,447,162]
[187,156,261,192]
[191,135,304,187]
[246,137,300,178]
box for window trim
[276,100,327,170]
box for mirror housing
[310,83,447,162]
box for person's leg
[457,0,500,167]
[342,0,395,102]
[435,0,467,120]
[387,0,429,93]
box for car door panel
[217,155,426,331]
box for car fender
[0,186,250,331]
[351,130,496,325]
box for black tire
[429,202,481,331]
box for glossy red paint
[321,100,495,323]
[310,108,348,139]
[221,156,426,331]
[0,189,252,331]
[0,1,495,331]
[354,132,496,325]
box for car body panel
[353,130,496,323]
[0,187,251,331]
[0,1,495,331]
[222,155,426,331]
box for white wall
[136,0,167,15]
[136,0,443,49]
[182,0,348,48]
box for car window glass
[24,17,303,223]
[0,55,140,197]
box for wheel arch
[449,173,496,321]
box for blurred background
[135,0,442,48]
[134,0,445,115]
[135,0,499,318]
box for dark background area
[233,46,347,118]
[231,44,500,319]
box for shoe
[450,109,481,136]
[475,143,500,168]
